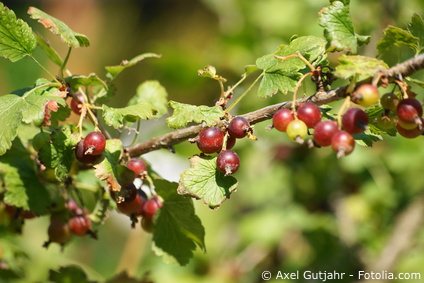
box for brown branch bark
[127,54,424,157]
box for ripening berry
[216,150,240,175]
[117,193,145,216]
[68,215,92,236]
[397,98,423,124]
[342,108,369,134]
[297,102,322,128]
[46,216,71,246]
[197,127,225,154]
[83,132,106,156]
[286,120,308,142]
[331,131,355,158]
[380,93,399,112]
[70,93,85,115]
[352,84,379,107]
[226,136,236,150]
[272,109,294,132]
[75,141,101,164]
[396,122,423,138]
[228,116,251,138]
[142,197,162,219]
[313,121,338,147]
[127,158,148,176]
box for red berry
[216,150,240,175]
[352,84,379,107]
[68,215,92,236]
[396,123,423,138]
[75,141,101,164]
[117,193,145,216]
[313,121,339,147]
[331,131,355,158]
[272,109,294,132]
[397,98,423,124]
[127,158,148,175]
[228,116,251,138]
[226,136,236,150]
[66,200,84,215]
[297,102,322,128]
[342,108,369,134]
[83,132,106,156]
[142,197,162,219]
[197,127,225,154]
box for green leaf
[408,14,424,52]
[0,139,50,214]
[48,266,97,283]
[21,85,63,124]
[177,155,238,209]
[35,33,63,66]
[152,178,205,265]
[105,53,161,80]
[257,72,298,98]
[354,130,383,147]
[65,73,108,90]
[0,95,23,156]
[319,1,370,53]
[0,3,36,62]
[377,26,419,56]
[102,104,155,129]
[166,101,225,129]
[128,81,168,117]
[38,127,77,182]
[28,7,90,48]
[334,55,388,80]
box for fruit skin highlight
[313,121,339,147]
[216,150,240,175]
[197,127,225,154]
[352,84,379,107]
[297,102,322,128]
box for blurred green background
[2,0,424,282]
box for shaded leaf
[178,155,238,208]
[408,14,424,52]
[65,73,108,90]
[0,95,23,156]
[48,266,97,283]
[0,3,36,62]
[28,6,89,48]
[129,81,168,117]
[35,33,63,66]
[166,101,224,129]
[319,1,369,53]
[334,55,388,80]
[152,178,205,265]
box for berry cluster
[114,158,162,232]
[196,116,253,175]
[44,200,94,249]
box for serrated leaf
[319,1,370,53]
[0,139,50,214]
[48,266,97,283]
[377,26,419,56]
[28,7,89,48]
[334,55,388,80]
[21,85,62,124]
[65,73,108,90]
[105,53,161,80]
[0,95,23,155]
[38,127,77,181]
[408,14,424,53]
[102,104,155,129]
[354,130,383,147]
[152,178,205,265]
[166,101,224,129]
[178,155,238,208]
[128,81,168,117]
[0,3,36,62]
[35,33,63,66]
[94,139,130,192]
[257,72,298,98]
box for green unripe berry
[286,120,308,142]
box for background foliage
[1,0,424,282]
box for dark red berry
[216,150,240,175]
[117,193,145,216]
[342,108,369,134]
[75,141,101,164]
[397,98,423,124]
[226,136,236,150]
[313,121,339,147]
[83,132,106,156]
[297,102,322,128]
[197,127,225,154]
[127,158,148,176]
[68,215,92,236]
[331,131,355,158]
[396,123,423,138]
[228,116,251,138]
[142,197,162,219]
[272,109,294,132]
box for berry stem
[225,72,264,113]
[60,47,72,79]
[291,72,312,116]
